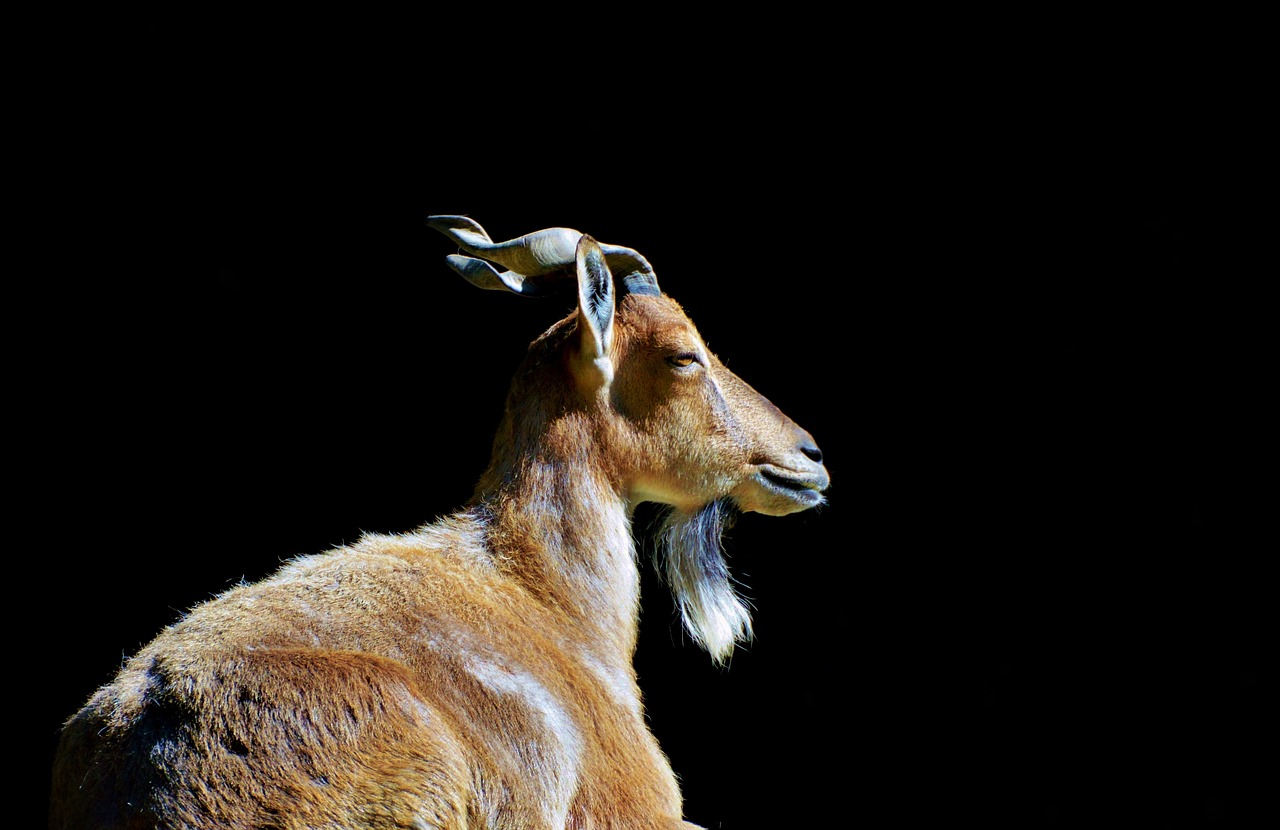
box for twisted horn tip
[425,215,484,233]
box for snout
[733,438,830,516]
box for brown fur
[51,232,829,829]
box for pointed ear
[576,236,614,368]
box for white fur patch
[460,650,583,826]
[418,619,582,825]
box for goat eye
[666,353,698,368]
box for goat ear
[575,235,615,365]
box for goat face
[429,215,830,521]
[607,292,829,517]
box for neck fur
[471,413,640,658]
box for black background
[28,13,1267,829]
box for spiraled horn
[426,216,581,277]
[427,215,661,297]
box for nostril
[802,444,823,464]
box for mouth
[755,465,828,508]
